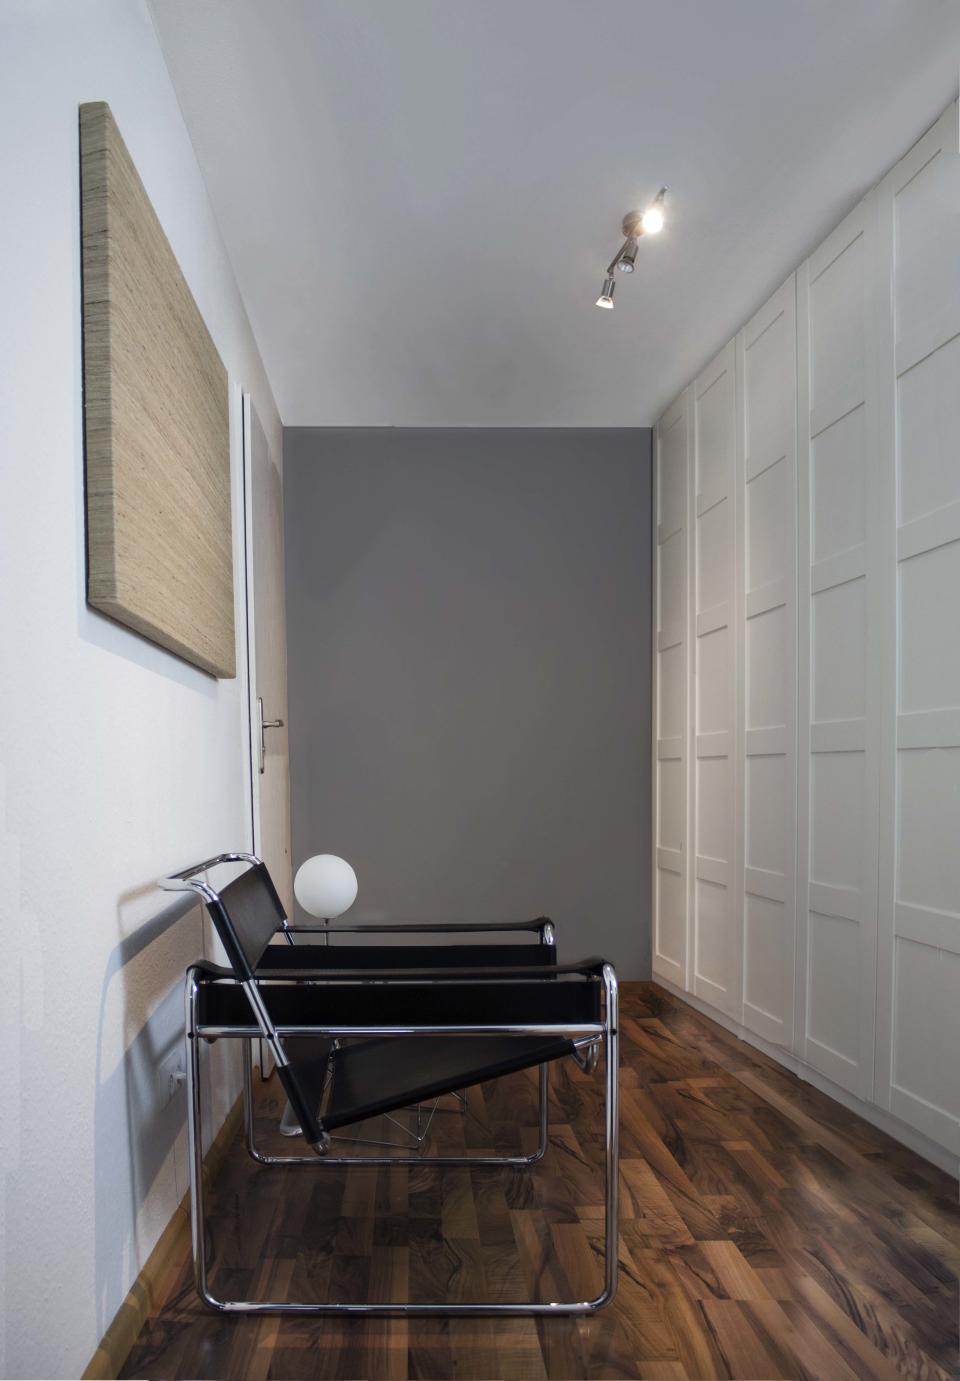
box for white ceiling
[150,0,960,427]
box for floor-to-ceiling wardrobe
[653,100,960,1170]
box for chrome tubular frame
[184,962,619,1314]
[160,850,261,895]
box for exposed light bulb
[641,204,664,235]
[642,187,667,235]
[596,277,615,308]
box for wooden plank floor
[120,983,960,1380]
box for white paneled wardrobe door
[691,343,739,1015]
[736,277,798,1047]
[653,389,692,988]
[796,197,880,1100]
[876,103,960,1156]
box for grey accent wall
[283,428,652,977]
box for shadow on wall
[92,882,235,1337]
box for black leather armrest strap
[198,976,602,1028]
[257,943,556,972]
[286,917,553,936]
[250,957,608,982]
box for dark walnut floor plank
[118,982,959,1381]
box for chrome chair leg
[601,962,619,1305]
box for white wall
[653,100,960,1176]
[0,3,281,1376]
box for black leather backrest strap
[206,862,286,978]
[203,864,328,1146]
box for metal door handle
[257,697,284,774]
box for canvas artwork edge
[79,100,236,679]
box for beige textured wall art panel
[80,101,235,677]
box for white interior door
[243,393,293,913]
[796,197,880,1100]
[875,103,960,1156]
[736,276,798,1049]
[691,343,739,1016]
[653,388,691,988]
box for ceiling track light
[595,187,667,308]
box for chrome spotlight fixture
[596,276,616,308]
[595,187,667,308]
[617,238,639,273]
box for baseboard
[81,1093,244,1381]
[651,977,960,1179]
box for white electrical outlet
[158,1048,186,1108]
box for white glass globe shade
[294,854,358,918]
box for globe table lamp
[293,854,358,942]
